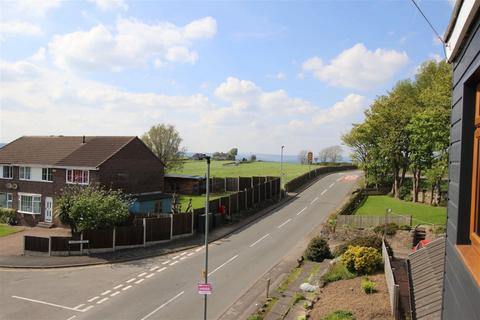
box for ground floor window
[18,194,41,214]
[0,193,13,208]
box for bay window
[18,194,41,214]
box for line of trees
[342,60,451,204]
[298,145,343,164]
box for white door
[45,197,53,223]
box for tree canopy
[142,124,186,172]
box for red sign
[198,283,212,295]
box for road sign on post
[198,283,212,295]
[307,151,313,164]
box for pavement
[0,171,362,320]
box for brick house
[0,136,170,226]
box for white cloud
[88,0,128,11]
[302,43,409,90]
[0,21,43,40]
[48,16,217,72]
[313,94,368,125]
[5,0,61,17]
[267,72,286,80]
[429,53,444,63]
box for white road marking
[329,183,335,188]
[122,285,132,291]
[249,234,270,247]
[277,218,292,229]
[187,252,194,256]
[146,273,155,279]
[172,255,180,260]
[310,197,319,204]
[126,278,136,283]
[110,291,121,297]
[169,261,179,266]
[149,266,159,271]
[208,255,239,276]
[180,252,187,256]
[135,278,145,284]
[180,256,187,260]
[87,296,99,302]
[140,291,185,320]
[73,304,85,310]
[162,260,171,265]
[321,189,327,195]
[113,284,124,290]
[66,316,77,320]
[79,306,94,312]
[101,290,111,296]
[96,298,108,304]
[11,296,82,312]
[195,247,203,252]
[157,267,167,273]
[296,207,307,216]
[138,272,147,277]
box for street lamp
[203,156,211,320]
[280,146,285,190]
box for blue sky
[0,0,453,156]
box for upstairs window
[42,168,53,182]
[2,166,13,179]
[66,169,89,185]
[19,167,31,180]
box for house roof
[408,237,446,320]
[0,136,136,168]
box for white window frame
[66,169,90,185]
[19,166,31,180]
[1,166,13,179]
[41,168,53,182]
[0,193,13,209]
[18,193,41,215]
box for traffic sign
[198,283,212,295]
[307,152,313,164]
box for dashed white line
[157,267,167,273]
[180,256,187,260]
[296,207,307,216]
[138,272,147,277]
[66,316,77,320]
[122,285,132,291]
[87,296,99,303]
[101,290,111,296]
[73,304,85,310]
[79,306,94,312]
[195,247,202,252]
[149,266,159,271]
[113,284,124,290]
[277,218,292,229]
[310,197,319,204]
[321,189,327,195]
[146,273,155,279]
[329,183,335,188]
[126,278,136,283]
[96,298,108,304]
[110,291,121,297]
[172,255,180,260]
[135,279,145,284]
[208,255,239,276]
[187,252,194,256]
[249,234,270,247]
[162,260,171,265]
[140,291,185,320]
[169,261,179,266]
[180,252,187,256]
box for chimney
[82,136,85,144]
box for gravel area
[310,273,393,320]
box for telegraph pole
[203,156,211,320]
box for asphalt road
[0,171,361,320]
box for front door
[45,197,53,223]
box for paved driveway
[0,227,71,256]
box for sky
[0,0,454,156]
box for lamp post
[203,156,211,320]
[280,146,285,190]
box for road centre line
[138,272,147,277]
[79,306,94,312]
[249,234,270,247]
[208,255,239,276]
[122,285,132,291]
[73,304,85,310]
[195,247,203,252]
[140,291,185,320]
[126,278,136,283]
[110,291,121,297]
[180,252,187,256]
[187,252,194,256]
[172,255,180,260]
[329,183,335,188]
[101,290,111,296]
[149,266,159,271]
[87,296,99,302]
[180,256,187,260]
[296,207,308,216]
[277,218,292,229]
[162,260,171,265]
[169,261,179,266]
[66,316,76,320]
[135,279,145,284]
[113,284,124,290]
[310,197,319,204]
[11,296,83,312]
[157,267,167,272]
[146,273,155,278]
[96,298,108,304]
[321,189,327,195]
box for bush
[361,278,376,294]
[341,246,382,275]
[399,224,412,231]
[321,310,355,320]
[333,235,383,257]
[292,292,305,305]
[321,262,356,283]
[373,223,398,235]
[0,208,17,224]
[304,236,331,262]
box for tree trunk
[430,184,434,205]
[393,166,401,199]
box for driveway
[0,227,71,256]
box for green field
[355,195,447,225]
[172,160,316,184]
[0,224,20,237]
[177,193,230,210]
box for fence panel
[146,216,171,241]
[337,215,412,228]
[253,185,260,204]
[220,196,230,216]
[229,194,238,215]
[260,183,266,202]
[239,177,252,190]
[83,229,114,249]
[238,191,246,211]
[50,236,71,252]
[225,177,239,192]
[266,181,272,200]
[172,213,192,236]
[24,236,49,252]
[115,225,143,246]
[383,240,400,319]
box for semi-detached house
[0,136,170,227]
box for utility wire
[409,0,447,58]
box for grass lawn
[177,193,230,210]
[0,224,20,237]
[355,195,447,225]
[171,160,317,184]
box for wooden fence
[336,214,412,228]
[383,240,400,319]
[24,213,194,256]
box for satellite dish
[5,183,12,189]
[11,184,18,190]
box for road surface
[0,171,361,320]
